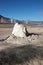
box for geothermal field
[0,23,43,65]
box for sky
[0,0,43,21]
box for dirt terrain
[0,23,43,65]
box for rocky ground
[0,24,43,65]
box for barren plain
[0,23,43,65]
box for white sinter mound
[6,23,40,45]
[12,23,26,37]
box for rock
[31,35,39,40]
[6,23,39,45]
[6,23,30,44]
[12,23,28,37]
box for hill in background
[0,15,43,25]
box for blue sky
[0,0,43,21]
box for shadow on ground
[0,44,43,65]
